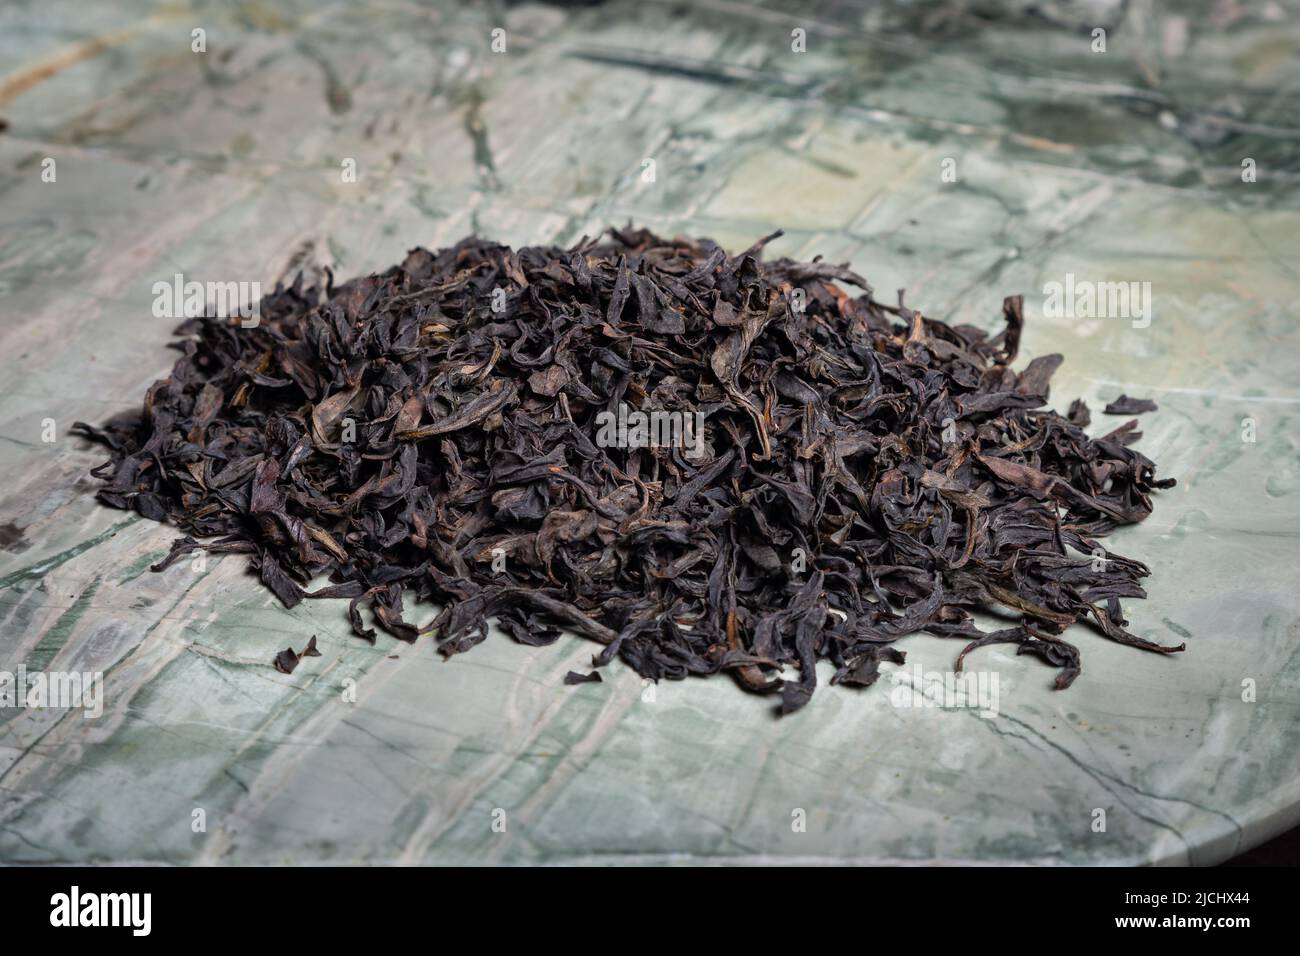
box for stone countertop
[0,0,1297,864]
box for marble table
[1,0,1297,865]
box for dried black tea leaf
[563,670,603,685]
[1103,394,1158,415]
[273,646,300,675]
[273,635,319,674]
[74,227,1182,714]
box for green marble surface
[0,0,1297,864]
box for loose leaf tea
[1103,394,1159,415]
[73,227,1183,713]
[272,635,319,675]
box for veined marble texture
[0,0,1297,865]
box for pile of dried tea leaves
[74,227,1182,712]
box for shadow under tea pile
[74,227,1183,713]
